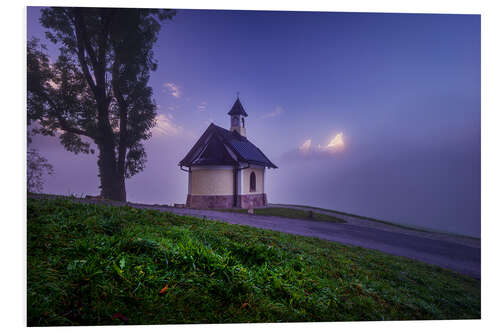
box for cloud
[197,101,207,112]
[163,82,181,98]
[283,132,346,160]
[261,106,285,119]
[299,139,311,152]
[152,113,184,137]
[300,133,345,153]
[166,105,180,112]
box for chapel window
[250,172,256,192]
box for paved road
[30,195,481,279]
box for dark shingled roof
[179,123,277,168]
[227,98,248,117]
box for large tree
[27,7,175,201]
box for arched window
[249,172,256,192]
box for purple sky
[27,8,480,237]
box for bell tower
[228,97,248,137]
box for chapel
[179,97,277,209]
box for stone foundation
[187,194,233,209]
[238,193,267,209]
[186,193,267,209]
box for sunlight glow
[326,132,344,151]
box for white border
[4,1,499,332]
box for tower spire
[228,96,248,137]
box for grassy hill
[27,198,480,326]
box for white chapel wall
[189,166,234,196]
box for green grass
[217,207,346,223]
[27,198,480,326]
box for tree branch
[73,9,99,72]
[72,11,98,99]
[73,8,113,141]
[56,117,92,137]
[37,88,94,139]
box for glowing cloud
[152,113,183,137]
[163,82,181,98]
[299,139,312,152]
[198,101,208,111]
[326,132,345,151]
[261,106,285,119]
[296,132,346,156]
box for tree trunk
[97,140,127,202]
[113,61,129,203]
[117,174,126,202]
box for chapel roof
[179,123,277,168]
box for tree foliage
[27,8,175,200]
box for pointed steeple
[227,97,248,117]
[228,97,248,137]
